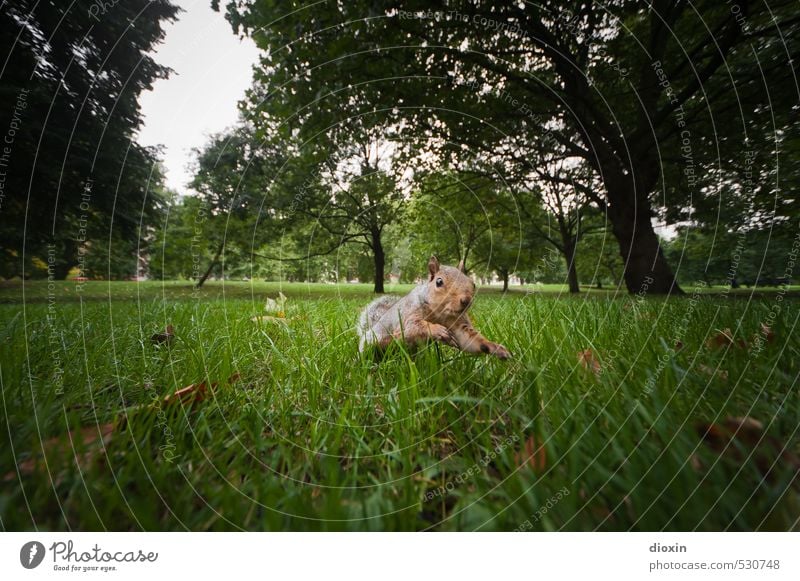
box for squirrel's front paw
[492,343,511,360]
[427,323,457,347]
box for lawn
[1,281,798,531]
[0,279,586,304]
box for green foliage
[0,0,179,278]
[666,225,800,287]
[575,230,626,289]
[150,196,209,280]
[270,132,408,291]
[402,172,545,286]
[219,0,800,293]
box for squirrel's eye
[435,277,444,287]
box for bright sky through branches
[138,0,259,193]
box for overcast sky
[138,0,260,193]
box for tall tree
[404,172,494,268]
[189,125,286,287]
[0,0,180,278]
[264,132,407,293]
[511,157,603,294]
[403,172,541,290]
[221,0,799,294]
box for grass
[2,279,797,303]
[0,279,606,306]
[1,281,798,531]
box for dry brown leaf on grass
[5,422,116,481]
[515,435,548,472]
[704,324,775,352]
[706,328,747,350]
[705,328,733,349]
[694,416,800,481]
[151,324,175,345]
[162,371,244,405]
[577,349,602,377]
[697,364,729,381]
[752,323,776,346]
[8,372,245,480]
[163,381,219,405]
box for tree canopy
[5,1,795,294]
[217,0,799,294]
[0,0,179,279]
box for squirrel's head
[425,255,476,320]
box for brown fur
[357,256,511,359]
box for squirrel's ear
[457,260,466,273]
[428,255,440,280]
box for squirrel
[357,256,511,359]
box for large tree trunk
[500,269,509,293]
[562,237,580,294]
[609,207,681,295]
[372,231,385,294]
[605,172,683,295]
[196,241,224,288]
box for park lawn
[0,282,798,531]
[1,280,798,305]
[0,279,587,304]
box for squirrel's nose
[460,296,472,309]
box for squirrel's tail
[357,295,398,351]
